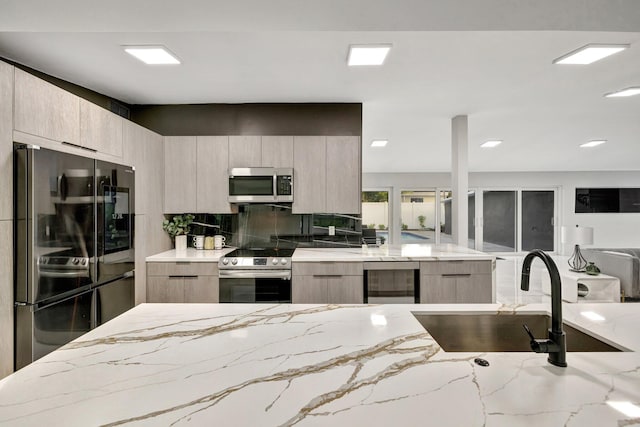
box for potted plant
[162,214,194,251]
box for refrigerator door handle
[92,288,99,329]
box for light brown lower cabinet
[420,260,494,303]
[292,262,364,304]
[146,262,219,303]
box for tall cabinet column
[0,60,14,378]
[451,115,468,247]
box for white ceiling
[1,1,640,173]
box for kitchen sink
[412,313,621,352]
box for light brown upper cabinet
[0,61,13,221]
[164,136,197,213]
[261,136,294,168]
[196,136,232,213]
[326,136,361,214]
[123,120,164,216]
[14,69,80,146]
[228,135,261,168]
[79,99,123,158]
[293,135,361,214]
[162,134,361,214]
[293,136,327,214]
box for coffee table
[541,269,620,303]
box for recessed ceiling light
[607,401,640,418]
[553,44,629,65]
[348,45,391,66]
[480,140,502,148]
[605,87,640,97]
[124,45,180,65]
[580,140,607,148]
[371,140,388,147]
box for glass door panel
[468,191,476,249]
[362,191,389,244]
[439,190,453,244]
[400,190,435,243]
[482,190,517,252]
[521,190,555,251]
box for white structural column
[451,115,468,247]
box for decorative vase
[175,235,187,251]
[585,262,600,276]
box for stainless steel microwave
[228,167,293,203]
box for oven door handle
[219,270,291,280]
[39,270,91,279]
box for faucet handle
[522,324,536,341]
[523,324,559,354]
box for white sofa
[582,248,640,300]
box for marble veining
[0,303,639,426]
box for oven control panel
[219,256,292,270]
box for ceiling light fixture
[348,45,392,66]
[371,140,388,147]
[605,87,640,98]
[580,140,607,148]
[481,140,502,148]
[124,45,180,65]
[553,44,629,65]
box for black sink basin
[412,313,621,352]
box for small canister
[204,236,215,250]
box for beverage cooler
[13,144,135,370]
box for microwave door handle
[273,171,277,200]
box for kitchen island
[1,302,638,426]
[146,244,496,304]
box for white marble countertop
[146,244,494,264]
[294,243,495,262]
[146,247,236,262]
[1,302,638,426]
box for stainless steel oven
[219,270,291,303]
[218,248,293,303]
[228,167,293,203]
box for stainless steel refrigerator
[14,144,135,370]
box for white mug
[192,235,205,250]
[214,235,226,250]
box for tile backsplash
[167,205,362,248]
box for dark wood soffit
[130,103,363,136]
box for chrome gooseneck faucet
[521,249,567,367]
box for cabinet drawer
[420,260,492,275]
[147,262,218,276]
[293,262,363,276]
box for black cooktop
[227,248,295,258]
